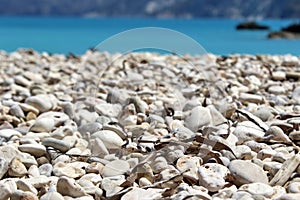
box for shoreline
[1,49,300,199]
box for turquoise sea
[0,16,299,55]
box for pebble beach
[1,49,300,199]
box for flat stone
[56,176,86,198]
[18,144,47,157]
[101,160,130,177]
[239,182,273,197]
[268,85,286,95]
[42,138,70,153]
[53,162,86,178]
[229,160,268,186]
[0,129,22,140]
[239,93,264,104]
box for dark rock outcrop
[268,23,300,39]
[236,21,269,30]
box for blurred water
[0,16,299,55]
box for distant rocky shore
[1,49,300,199]
[268,23,300,39]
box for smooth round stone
[39,163,53,177]
[272,71,286,81]
[287,182,300,193]
[38,111,69,126]
[30,117,55,132]
[11,190,38,200]
[25,94,53,113]
[0,129,22,140]
[18,144,46,157]
[91,130,124,149]
[56,176,86,198]
[101,160,130,177]
[229,160,268,186]
[239,183,273,197]
[42,138,70,153]
[8,157,27,177]
[198,163,230,192]
[268,85,286,95]
[40,191,64,200]
[0,157,8,179]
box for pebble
[287,182,300,193]
[101,160,130,177]
[53,162,86,178]
[198,163,230,192]
[25,94,54,113]
[38,163,53,177]
[229,160,268,186]
[18,144,46,157]
[1,51,300,199]
[239,182,273,197]
[10,191,38,200]
[233,121,265,144]
[56,176,86,197]
[0,157,9,179]
[8,157,27,177]
[101,175,125,197]
[16,179,38,195]
[0,182,11,200]
[40,191,64,200]
[185,106,212,132]
[42,138,70,153]
[90,130,124,149]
